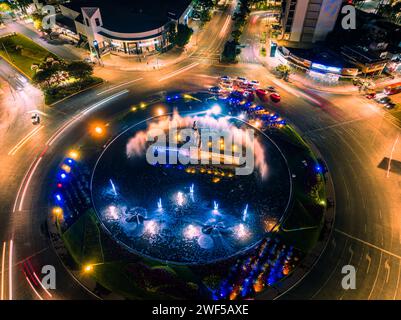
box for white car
[220,75,231,81]
[235,76,248,84]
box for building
[280,0,343,46]
[55,0,193,56]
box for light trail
[272,79,322,106]
[13,90,129,216]
[387,134,400,178]
[8,125,44,156]
[158,63,199,82]
[46,90,128,146]
[24,275,43,300]
[33,272,52,298]
[97,78,143,95]
[1,242,5,300]
[18,157,43,212]
[219,16,231,38]
[8,240,12,300]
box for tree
[33,66,58,87]
[66,61,93,79]
[174,24,193,47]
[231,29,242,43]
[221,40,240,63]
[13,0,32,14]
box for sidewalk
[100,46,195,72]
[0,20,87,61]
[254,37,401,94]
[99,22,201,72]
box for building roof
[55,14,77,33]
[287,47,351,69]
[63,0,192,33]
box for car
[270,92,281,102]
[365,92,376,99]
[220,75,231,82]
[192,11,201,20]
[84,57,95,65]
[243,91,255,101]
[31,113,40,125]
[220,82,233,91]
[209,86,222,94]
[249,80,260,87]
[376,96,391,104]
[235,76,248,84]
[384,102,396,109]
[266,86,277,92]
[255,89,267,96]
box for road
[0,3,401,300]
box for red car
[270,92,281,102]
[255,89,268,100]
[365,92,376,99]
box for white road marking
[366,254,371,274]
[97,78,143,95]
[336,229,401,260]
[18,157,42,212]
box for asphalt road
[1,3,401,300]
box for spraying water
[242,204,248,222]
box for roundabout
[50,92,329,299]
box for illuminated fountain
[213,201,219,212]
[242,204,248,222]
[91,106,292,264]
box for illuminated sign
[311,62,341,73]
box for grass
[0,33,55,78]
[271,124,327,252]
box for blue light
[55,194,62,201]
[60,173,66,179]
[316,165,322,173]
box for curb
[258,124,336,300]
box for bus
[384,82,401,95]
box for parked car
[209,86,222,94]
[266,86,277,92]
[220,75,231,82]
[249,80,260,87]
[365,92,376,99]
